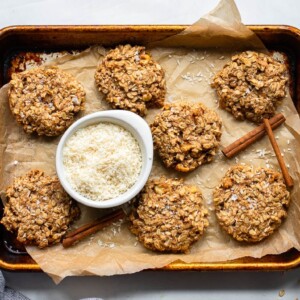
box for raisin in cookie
[94,44,166,116]
[213,165,290,242]
[129,177,209,253]
[151,102,222,172]
[1,170,80,248]
[8,66,86,136]
[211,51,288,123]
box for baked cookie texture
[211,51,288,123]
[1,170,80,248]
[151,102,222,172]
[94,44,166,116]
[129,177,209,253]
[8,66,86,136]
[213,165,290,243]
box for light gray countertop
[1,0,300,299]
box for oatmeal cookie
[8,66,86,136]
[151,102,222,172]
[1,170,80,248]
[129,177,209,253]
[94,44,166,116]
[211,51,288,123]
[213,165,290,242]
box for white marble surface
[1,0,300,28]
[1,0,300,299]
[3,269,300,300]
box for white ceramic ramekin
[56,110,153,209]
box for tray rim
[0,24,299,36]
[0,24,299,272]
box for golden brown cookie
[94,44,166,116]
[1,170,80,248]
[151,102,222,172]
[8,66,86,136]
[213,165,290,242]
[129,177,209,253]
[211,51,288,123]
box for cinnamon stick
[222,113,285,158]
[263,118,294,188]
[62,209,125,248]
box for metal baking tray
[0,25,299,272]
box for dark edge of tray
[0,24,299,272]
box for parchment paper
[1,0,300,283]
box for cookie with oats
[211,51,288,123]
[129,177,209,253]
[151,102,222,172]
[1,170,80,248]
[8,66,86,136]
[94,44,166,116]
[213,165,290,243]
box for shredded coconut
[63,122,142,201]
[181,72,203,84]
[230,194,238,201]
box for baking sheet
[0,0,300,283]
